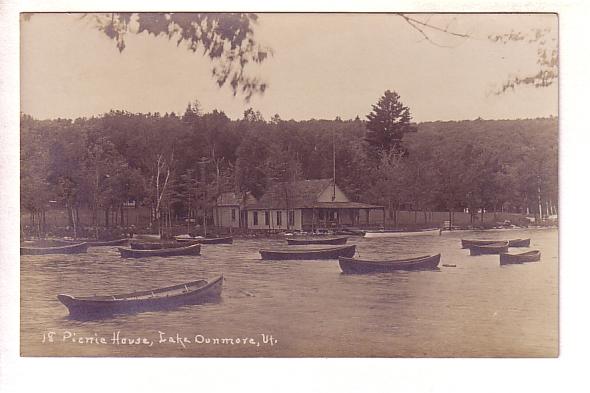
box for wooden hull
[508,238,531,247]
[129,242,185,250]
[87,238,129,247]
[334,229,366,236]
[469,241,509,256]
[500,250,541,265]
[57,275,223,319]
[260,245,356,260]
[25,238,129,247]
[57,238,130,247]
[118,244,201,258]
[286,237,348,245]
[461,239,498,249]
[364,229,439,238]
[132,234,161,241]
[339,254,441,274]
[21,242,89,255]
[176,236,234,244]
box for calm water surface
[21,228,558,357]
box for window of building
[231,209,236,221]
[264,211,270,226]
[253,211,258,226]
[288,210,295,226]
[277,211,282,226]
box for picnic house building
[214,179,384,232]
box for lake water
[20,228,558,357]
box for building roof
[313,202,383,209]
[247,179,331,209]
[247,179,382,210]
[216,192,240,206]
[216,191,256,207]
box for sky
[20,13,558,122]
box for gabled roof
[314,201,383,209]
[248,178,335,209]
[216,191,256,207]
[217,192,240,206]
[245,179,382,210]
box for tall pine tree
[365,90,415,156]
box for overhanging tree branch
[398,13,472,47]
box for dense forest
[20,102,558,237]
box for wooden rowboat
[132,234,161,241]
[507,238,531,247]
[286,237,348,246]
[461,239,499,249]
[86,238,129,247]
[334,229,366,236]
[36,238,129,247]
[57,275,223,319]
[20,242,89,255]
[130,242,184,250]
[176,236,234,244]
[469,241,509,256]
[118,243,201,258]
[339,254,441,274]
[260,245,356,260]
[500,250,541,265]
[462,238,531,249]
[364,229,439,238]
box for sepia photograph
[17,11,559,359]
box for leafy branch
[489,28,558,93]
[89,12,272,101]
[398,14,557,94]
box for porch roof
[311,202,384,209]
[246,202,383,210]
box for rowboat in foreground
[176,236,234,244]
[364,229,440,238]
[57,275,223,319]
[338,254,441,274]
[469,241,509,256]
[500,250,541,265]
[286,237,348,246]
[118,243,201,258]
[20,242,89,256]
[130,242,184,250]
[507,238,531,247]
[260,245,356,260]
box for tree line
[20,93,558,238]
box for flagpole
[332,129,336,201]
